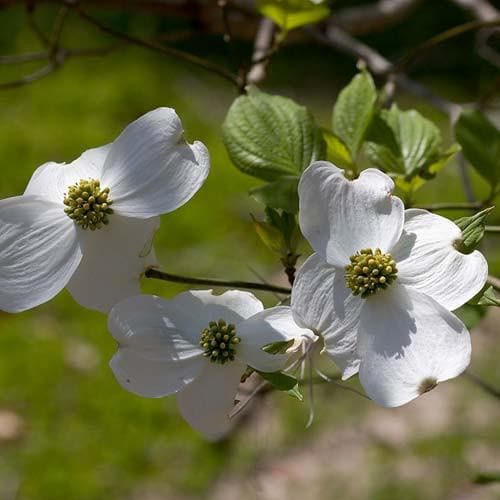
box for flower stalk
[144,268,292,295]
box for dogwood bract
[291,161,488,407]
[108,290,312,440]
[0,108,209,313]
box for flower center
[345,248,398,298]
[63,179,114,230]
[200,319,241,365]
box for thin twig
[465,370,500,400]
[246,17,277,85]
[72,4,241,88]
[26,4,50,47]
[417,201,484,211]
[485,226,500,233]
[144,268,292,294]
[229,380,269,420]
[309,25,460,116]
[0,51,49,64]
[0,63,57,90]
[393,19,500,73]
[487,275,500,292]
[332,0,423,36]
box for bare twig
[417,201,484,211]
[485,226,500,233]
[25,4,50,47]
[0,63,57,90]
[449,0,500,68]
[332,0,423,36]
[309,24,461,116]
[0,51,49,64]
[450,0,499,22]
[393,19,500,73]
[465,370,500,400]
[487,275,500,292]
[144,268,292,294]
[72,4,242,88]
[246,17,277,85]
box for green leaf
[455,109,500,189]
[332,70,378,159]
[476,286,500,307]
[262,339,295,354]
[250,176,299,213]
[454,303,487,330]
[251,215,287,255]
[257,0,330,31]
[474,472,500,484]
[366,104,442,177]
[394,144,460,194]
[454,206,494,253]
[323,130,354,170]
[258,371,304,401]
[252,208,301,256]
[223,87,326,181]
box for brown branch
[144,268,292,295]
[71,4,241,88]
[0,51,49,64]
[465,371,500,400]
[332,0,423,36]
[0,62,58,90]
[487,275,500,292]
[393,19,500,73]
[449,0,500,68]
[417,201,484,211]
[308,24,461,116]
[246,17,276,85]
[450,0,499,22]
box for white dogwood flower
[108,290,312,440]
[0,108,209,313]
[292,161,488,407]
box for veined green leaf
[223,87,326,181]
[257,0,330,31]
[476,286,500,307]
[262,339,295,354]
[250,176,299,213]
[454,303,487,330]
[258,371,304,401]
[455,109,500,189]
[332,70,378,159]
[394,144,460,194]
[454,206,494,253]
[366,104,442,177]
[323,130,354,170]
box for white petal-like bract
[357,285,471,407]
[108,290,311,439]
[176,361,245,441]
[291,253,362,379]
[392,209,488,311]
[0,196,82,312]
[67,215,159,313]
[24,146,110,204]
[298,162,404,268]
[237,306,314,373]
[108,295,205,397]
[1,107,210,313]
[101,108,210,218]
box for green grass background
[0,5,499,499]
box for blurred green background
[1,3,500,499]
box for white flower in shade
[0,108,209,313]
[108,290,312,440]
[291,161,488,407]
